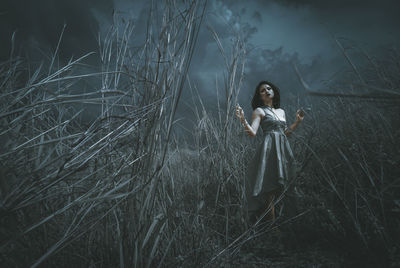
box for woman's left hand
[296,109,305,122]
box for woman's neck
[263,101,273,108]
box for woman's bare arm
[284,121,300,136]
[284,109,304,137]
[236,105,263,138]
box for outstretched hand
[235,104,245,122]
[296,109,305,122]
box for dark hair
[251,80,281,110]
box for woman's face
[259,84,274,101]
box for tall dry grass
[1,1,208,267]
[0,1,399,267]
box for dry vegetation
[1,1,399,267]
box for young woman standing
[235,81,304,224]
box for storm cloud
[1,0,399,125]
[0,0,113,62]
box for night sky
[1,0,399,130]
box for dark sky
[1,0,399,131]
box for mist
[1,0,399,266]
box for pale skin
[235,83,305,224]
[235,84,304,138]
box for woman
[235,81,304,224]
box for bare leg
[264,192,276,221]
[260,187,283,223]
[254,191,275,222]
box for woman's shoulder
[251,107,266,120]
[254,107,266,115]
[253,106,284,116]
[254,107,264,112]
[257,107,284,113]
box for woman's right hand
[296,109,305,122]
[235,104,244,121]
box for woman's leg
[262,187,283,222]
[264,191,276,221]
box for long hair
[251,80,281,110]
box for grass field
[0,1,399,267]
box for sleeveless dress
[245,106,298,216]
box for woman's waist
[261,122,286,133]
[262,125,286,133]
[263,129,285,135]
